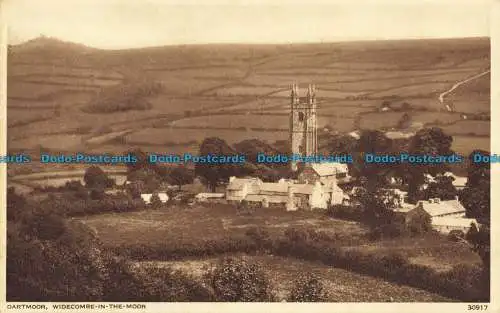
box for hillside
[7,37,490,160]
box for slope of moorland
[7,37,490,161]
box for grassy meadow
[75,204,481,301]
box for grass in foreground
[134,254,454,302]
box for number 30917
[468,304,488,310]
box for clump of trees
[195,137,256,191]
[83,80,163,114]
[84,165,115,189]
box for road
[438,69,490,112]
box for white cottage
[140,192,169,204]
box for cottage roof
[417,199,466,217]
[227,177,262,190]
[310,163,348,177]
[431,217,478,228]
[195,193,225,199]
[260,182,289,193]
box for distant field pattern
[7,37,490,156]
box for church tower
[290,84,318,171]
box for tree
[406,127,453,202]
[205,257,274,302]
[168,166,194,191]
[354,130,393,191]
[460,186,489,220]
[460,150,490,221]
[127,168,161,193]
[195,137,251,192]
[465,223,490,300]
[125,180,144,199]
[466,149,490,187]
[328,134,358,156]
[354,188,404,238]
[397,112,412,129]
[84,166,114,189]
[289,272,328,302]
[424,175,458,201]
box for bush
[288,272,328,302]
[150,193,162,209]
[326,204,363,221]
[90,188,105,200]
[205,257,274,302]
[245,227,271,251]
[135,266,213,301]
[7,187,28,221]
[7,219,108,301]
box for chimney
[229,176,236,183]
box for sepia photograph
[1,0,494,309]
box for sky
[3,0,492,49]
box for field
[7,37,491,158]
[74,204,480,301]
[76,205,368,247]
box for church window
[298,112,304,121]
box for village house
[402,196,475,234]
[225,175,345,210]
[414,197,466,218]
[140,192,169,205]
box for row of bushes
[274,233,487,302]
[40,197,146,217]
[112,226,488,302]
[111,235,261,260]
